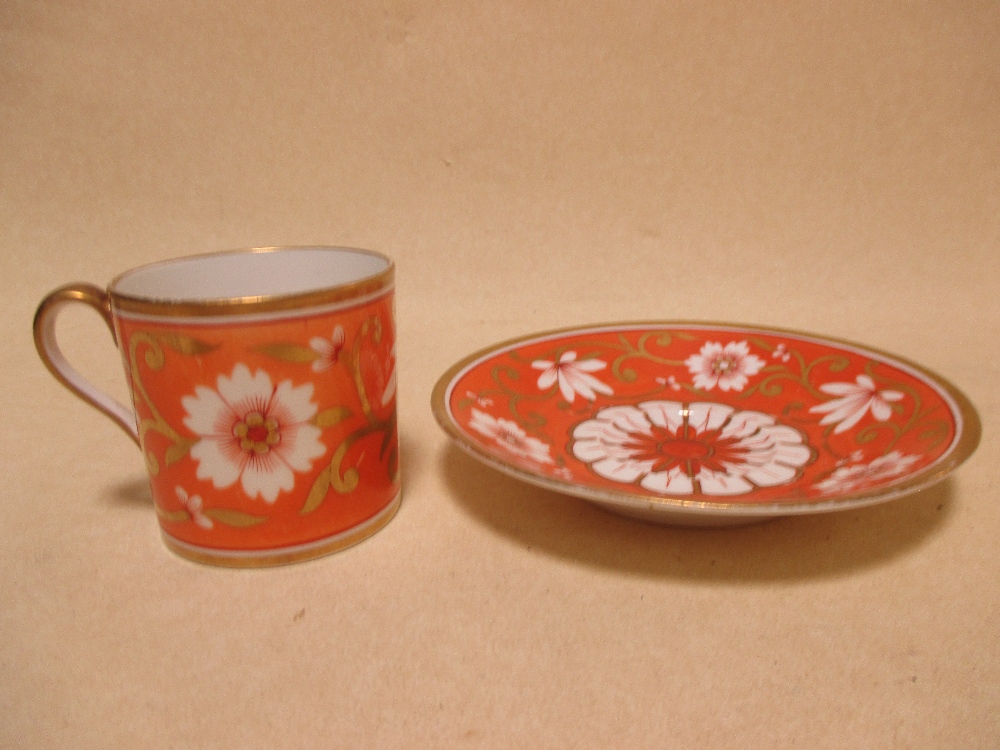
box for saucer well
[431,323,980,526]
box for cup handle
[33,283,140,445]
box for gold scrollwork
[739,352,851,401]
[608,331,688,383]
[285,315,397,515]
[859,362,950,454]
[811,360,950,461]
[128,331,218,475]
[467,333,692,436]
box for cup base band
[160,490,401,568]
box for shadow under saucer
[441,444,953,583]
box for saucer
[431,323,980,526]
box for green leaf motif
[757,378,785,397]
[204,508,268,527]
[164,438,197,466]
[255,343,320,363]
[312,406,353,428]
[156,333,220,356]
[156,507,189,523]
[782,401,805,415]
[918,422,950,448]
[828,357,850,372]
[301,467,331,515]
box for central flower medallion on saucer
[570,401,812,496]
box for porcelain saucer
[431,323,980,526]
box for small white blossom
[685,341,766,392]
[809,374,904,435]
[531,351,613,403]
[176,486,213,529]
[309,326,346,372]
[815,451,921,494]
[468,409,553,465]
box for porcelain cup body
[34,246,400,566]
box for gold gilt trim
[108,246,394,318]
[161,490,401,568]
[430,321,981,518]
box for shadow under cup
[34,247,401,567]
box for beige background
[3,2,998,747]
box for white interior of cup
[111,247,389,302]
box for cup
[34,246,400,567]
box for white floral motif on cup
[531,351,614,403]
[814,450,920,494]
[571,401,811,496]
[684,341,766,392]
[175,485,212,529]
[182,364,327,503]
[468,408,553,465]
[808,374,904,435]
[309,326,345,372]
